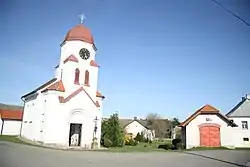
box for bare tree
[146,113,171,139]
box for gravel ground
[0,141,249,167]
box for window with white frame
[242,121,248,130]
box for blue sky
[1,0,250,120]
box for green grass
[0,135,26,143]
[0,135,173,152]
[235,147,250,150]
[105,140,173,152]
[0,135,45,148]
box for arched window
[84,70,89,85]
[74,68,80,84]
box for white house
[120,117,155,141]
[180,104,238,149]
[20,20,105,149]
[225,94,250,148]
[0,104,23,136]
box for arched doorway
[68,110,84,147]
[199,123,221,147]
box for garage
[179,104,237,149]
[199,123,221,147]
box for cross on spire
[79,14,86,24]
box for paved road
[0,141,250,167]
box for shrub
[124,133,133,142]
[171,138,182,150]
[176,143,182,150]
[143,138,149,143]
[125,138,138,146]
[103,138,113,148]
[158,143,172,150]
[175,134,182,139]
[134,132,144,142]
[101,113,124,147]
[172,138,181,145]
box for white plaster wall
[21,99,35,139]
[0,118,2,134]
[230,117,250,148]
[124,121,148,138]
[42,92,63,144]
[185,114,236,149]
[21,91,47,142]
[60,63,82,94]
[60,41,96,64]
[58,41,99,101]
[42,89,102,148]
[2,120,22,136]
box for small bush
[143,138,149,143]
[158,143,172,150]
[176,143,182,150]
[103,138,113,148]
[171,138,182,150]
[134,132,144,142]
[175,134,182,139]
[125,138,138,146]
[172,138,181,145]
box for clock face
[79,48,90,60]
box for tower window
[84,70,89,86]
[74,68,80,84]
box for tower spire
[79,14,86,24]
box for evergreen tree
[102,113,124,147]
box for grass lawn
[105,140,173,152]
[0,135,173,152]
[235,147,250,150]
[0,135,26,143]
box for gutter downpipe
[19,97,25,137]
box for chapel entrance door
[69,123,82,147]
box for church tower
[55,16,99,101]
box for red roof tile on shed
[0,110,23,120]
[179,104,236,127]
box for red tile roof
[96,91,105,98]
[22,78,57,98]
[179,104,235,127]
[63,55,78,64]
[0,110,23,120]
[42,80,65,92]
[63,24,94,45]
[58,87,100,107]
[90,60,99,67]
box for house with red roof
[20,18,105,149]
[179,104,238,149]
[0,103,23,136]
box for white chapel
[20,18,105,149]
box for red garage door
[199,124,221,147]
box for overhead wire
[211,0,250,27]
